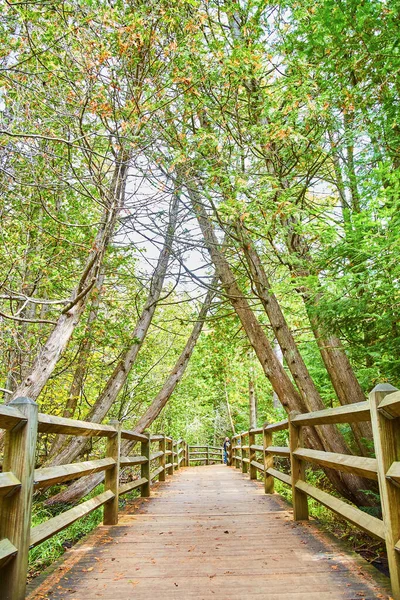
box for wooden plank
[119,478,148,497]
[264,424,274,494]
[250,460,264,472]
[150,434,164,441]
[0,538,17,569]
[370,384,400,598]
[120,455,147,467]
[289,412,309,521]
[250,444,264,452]
[0,404,27,431]
[103,420,120,526]
[27,465,392,600]
[378,390,400,419]
[266,467,292,486]
[34,458,115,488]
[30,490,114,548]
[151,466,164,481]
[387,461,400,486]
[0,472,21,497]
[250,427,263,434]
[265,419,288,432]
[0,397,38,600]
[296,480,385,540]
[293,448,378,480]
[266,445,290,457]
[120,429,147,443]
[37,413,116,437]
[150,450,164,461]
[158,435,166,482]
[291,401,370,427]
[141,433,150,497]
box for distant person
[223,437,230,464]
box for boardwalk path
[28,465,391,599]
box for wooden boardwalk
[28,465,392,600]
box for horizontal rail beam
[120,455,147,467]
[30,490,114,548]
[0,539,18,568]
[296,480,385,541]
[34,458,115,489]
[293,448,378,480]
[291,401,370,427]
[118,478,148,497]
[37,414,116,437]
[266,468,292,486]
[0,472,21,497]
[0,404,27,431]
[266,446,290,457]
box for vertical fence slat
[370,384,400,600]
[103,420,121,525]
[289,411,308,521]
[159,434,166,482]
[141,432,151,497]
[263,424,274,494]
[249,430,257,480]
[0,397,38,600]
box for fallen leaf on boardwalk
[82,567,93,572]
[330,565,339,570]
[128,580,139,586]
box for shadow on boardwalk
[28,465,392,599]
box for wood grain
[28,465,391,600]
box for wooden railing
[230,384,400,600]
[0,397,189,600]
[188,445,224,465]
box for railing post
[369,384,400,600]
[289,411,308,521]
[228,439,233,466]
[141,432,151,497]
[249,429,257,480]
[159,434,166,482]
[186,442,189,466]
[175,440,180,470]
[103,420,121,525]
[169,438,175,475]
[263,423,274,494]
[235,436,240,468]
[241,433,248,474]
[0,397,38,600]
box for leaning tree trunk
[46,193,179,468]
[187,182,374,504]
[236,224,370,456]
[285,223,373,451]
[46,278,216,504]
[9,156,128,403]
[47,271,105,460]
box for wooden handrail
[229,383,400,600]
[0,399,190,600]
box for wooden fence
[230,384,400,600]
[0,397,190,600]
[188,445,224,465]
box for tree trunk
[248,350,258,429]
[47,193,179,468]
[9,157,128,403]
[187,183,374,504]
[46,277,214,504]
[236,225,370,456]
[47,272,105,460]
